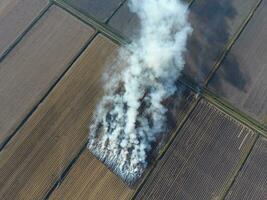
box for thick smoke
[88,0,192,184]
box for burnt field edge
[129,97,201,199]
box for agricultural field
[0,0,266,200]
[0,35,116,199]
[0,33,197,199]
[135,100,257,200]
[108,0,261,84]
[183,0,260,84]
[208,0,267,126]
[0,6,94,149]
[225,137,267,200]
[49,149,135,200]
[0,0,49,58]
[62,0,124,22]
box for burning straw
[88,0,192,185]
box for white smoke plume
[88,0,192,184]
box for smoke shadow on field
[208,53,250,95]
[149,83,195,159]
[109,0,250,92]
[64,0,124,22]
[108,1,141,40]
[183,0,248,92]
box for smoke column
[88,0,192,184]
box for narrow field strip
[61,0,127,23]
[133,99,257,200]
[179,78,267,138]
[208,0,267,127]
[203,89,267,138]
[130,97,201,200]
[180,0,261,84]
[108,0,195,40]
[0,0,50,61]
[53,0,130,45]
[106,0,129,24]
[0,35,116,199]
[204,0,263,85]
[0,5,95,150]
[48,148,135,200]
[225,136,267,200]
[220,133,259,199]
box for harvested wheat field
[0,0,266,200]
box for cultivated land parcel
[0,0,266,199]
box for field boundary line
[0,31,98,151]
[0,2,51,150]
[106,0,128,24]
[179,77,267,138]
[43,1,133,198]
[53,0,130,46]
[43,1,198,199]
[0,2,52,62]
[221,134,259,199]
[49,1,266,198]
[130,96,201,199]
[53,0,266,137]
[44,142,88,199]
[204,0,263,86]
[43,1,266,199]
[203,89,266,137]
[53,0,195,47]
